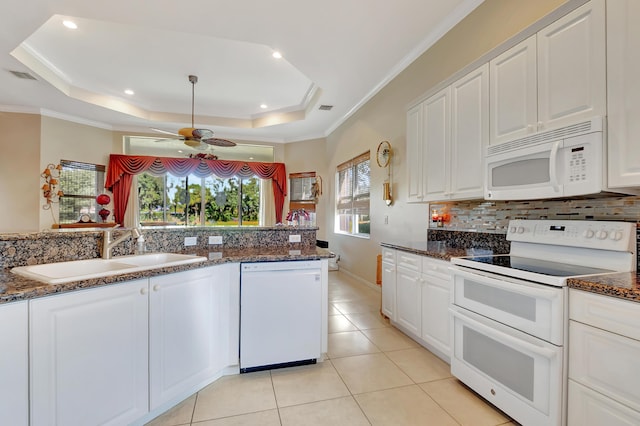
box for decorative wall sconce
[376,141,393,205]
[41,163,64,224]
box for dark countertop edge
[380,242,467,262]
[0,249,333,305]
[567,273,640,303]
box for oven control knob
[610,231,624,241]
[596,230,608,240]
[509,226,517,234]
[517,226,525,234]
[583,229,595,239]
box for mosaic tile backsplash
[429,195,640,233]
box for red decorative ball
[96,194,111,205]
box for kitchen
[2,0,640,425]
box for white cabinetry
[396,252,422,336]
[381,247,451,361]
[30,280,149,426]
[149,264,239,410]
[407,64,487,202]
[606,0,640,188]
[568,289,640,425]
[490,0,605,144]
[0,301,28,426]
[381,247,396,320]
[406,104,425,202]
[420,257,451,358]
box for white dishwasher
[240,260,322,373]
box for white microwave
[485,117,635,200]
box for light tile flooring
[147,270,515,426]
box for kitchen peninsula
[0,225,332,426]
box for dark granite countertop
[568,273,640,303]
[380,241,497,262]
[0,247,333,304]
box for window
[137,172,261,227]
[58,160,105,223]
[335,151,370,236]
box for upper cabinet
[606,0,640,188]
[490,0,606,145]
[407,64,488,202]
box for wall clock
[376,140,392,168]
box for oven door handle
[451,307,558,359]
[452,267,561,299]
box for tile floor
[146,270,516,426]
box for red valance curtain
[105,154,287,225]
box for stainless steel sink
[11,253,207,284]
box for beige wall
[39,116,114,230]
[283,138,328,240]
[0,112,41,232]
[325,0,570,284]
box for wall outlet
[208,235,223,245]
[289,234,301,243]
[184,236,197,246]
[384,215,389,225]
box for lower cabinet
[0,301,29,426]
[568,289,640,425]
[29,264,240,426]
[149,263,239,409]
[30,279,149,426]
[382,247,451,361]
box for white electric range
[449,219,636,426]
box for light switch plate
[208,236,223,245]
[184,236,197,246]
[289,234,301,243]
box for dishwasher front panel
[240,262,322,372]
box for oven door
[450,306,564,426]
[451,266,565,345]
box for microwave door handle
[549,141,561,192]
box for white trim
[325,0,485,136]
[40,109,113,130]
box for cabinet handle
[537,121,544,130]
[140,288,148,295]
[527,124,534,133]
[153,285,160,292]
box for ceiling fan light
[178,127,195,138]
[183,138,202,148]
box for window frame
[335,151,371,238]
[58,160,105,223]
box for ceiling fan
[152,75,236,148]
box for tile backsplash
[429,195,640,233]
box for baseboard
[334,267,381,292]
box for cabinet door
[30,280,149,426]
[150,266,231,409]
[396,267,422,337]
[0,301,28,426]
[406,104,424,202]
[421,265,451,359]
[489,36,537,145]
[537,0,605,131]
[606,0,640,188]
[381,261,396,320]
[423,86,451,201]
[450,64,488,200]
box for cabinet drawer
[569,320,640,412]
[422,257,450,280]
[381,248,396,265]
[397,252,421,272]
[569,289,640,340]
[568,380,640,426]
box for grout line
[189,392,199,425]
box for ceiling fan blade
[203,137,237,147]
[150,127,182,137]
[192,128,214,139]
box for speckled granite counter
[568,273,640,303]
[380,241,470,261]
[0,247,333,305]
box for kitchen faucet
[102,225,142,259]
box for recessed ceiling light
[260,104,268,109]
[272,51,282,59]
[63,20,78,30]
[178,150,183,153]
[124,89,135,95]
[249,157,254,160]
